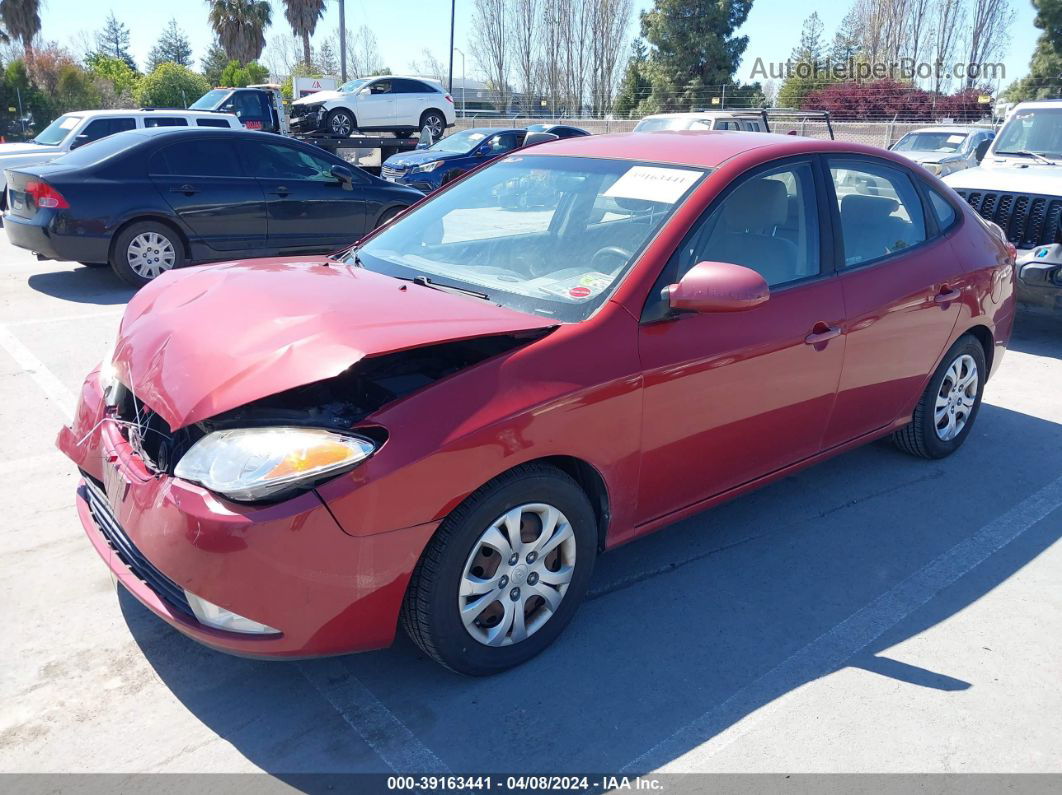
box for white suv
[0,108,240,201]
[290,76,456,139]
[633,111,769,133]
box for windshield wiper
[996,150,1056,165]
[397,274,489,300]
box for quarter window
[829,158,927,266]
[927,188,957,230]
[144,117,188,127]
[196,118,231,128]
[673,161,820,287]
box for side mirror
[975,139,991,162]
[69,134,91,150]
[665,261,769,313]
[331,164,355,190]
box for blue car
[380,128,529,192]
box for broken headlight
[98,343,121,406]
[174,427,375,501]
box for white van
[0,108,241,202]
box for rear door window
[150,140,243,177]
[829,157,927,266]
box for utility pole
[338,0,347,81]
[448,0,456,94]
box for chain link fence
[452,117,997,149]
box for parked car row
[54,127,1014,674]
[4,127,422,287]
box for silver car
[890,126,995,177]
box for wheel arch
[964,324,994,377]
[108,215,192,263]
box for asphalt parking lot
[1,235,1060,777]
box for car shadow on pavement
[27,267,134,305]
[1011,311,1062,358]
[122,402,1062,780]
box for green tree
[790,12,824,67]
[96,12,137,71]
[200,38,230,86]
[219,59,268,87]
[639,0,755,111]
[614,39,651,118]
[208,0,272,64]
[282,0,326,68]
[54,64,101,113]
[134,62,210,108]
[316,39,338,75]
[86,53,141,103]
[0,0,41,55]
[1007,0,1062,101]
[2,59,50,138]
[148,18,194,71]
[778,12,834,109]
[830,8,862,65]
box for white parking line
[299,659,451,773]
[5,309,122,328]
[0,323,76,422]
[622,473,1062,773]
[0,452,66,477]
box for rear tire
[419,110,446,141]
[326,108,356,138]
[892,335,987,459]
[401,463,597,675]
[109,221,185,289]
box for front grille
[381,165,405,179]
[955,189,1062,248]
[81,478,195,619]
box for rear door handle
[934,285,962,303]
[170,184,199,196]
[804,321,842,345]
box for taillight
[444,93,454,104]
[25,180,69,209]
[1005,242,1017,261]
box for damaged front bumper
[1016,245,1062,314]
[57,370,438,658]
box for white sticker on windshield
[603,166,702,204]
[60,117,80,129]
[946,134,965,144]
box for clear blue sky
[43,0,1040,90]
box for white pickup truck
[945,100,1062,314]
[0,108,240,206]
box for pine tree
[317,40,339,76]
[200,38,230,87]
[148,18,194,72]
[639,0,755,111]
[1006,0,1062,100]
[96,12,137,72]
[830,9,862,66]
[613,39,651,118]
[790,12,824,67]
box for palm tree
[206,0,272,65]
[0,0,41,55]
[283,0,326,68]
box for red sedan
[59,131,1015,675]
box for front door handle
[170,184,199,196]
[804,321,842,345]
[269,185,290,196]
[934,285,962,303]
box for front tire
[402,463,598,675]
[326,108,356,138]
[892,335,986,459]
[109,221,184,289]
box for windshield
[429,129,489,153]
[633,117,697,132]
[352,155,707,322]
[189,89,231,110]
[893,131,969,153]
[995,108,1062,158]
[32,114,82,146]
[338,78,370,93]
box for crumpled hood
[383,149,460,169]
[113,257,554,430]
[293,90,345,106]
[896,150,956,165]
[944,164,1062,196]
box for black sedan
[3,127,423,287]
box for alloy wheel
[458,503,577,647]
[126,232,176,280]
[331,112,353,137]
[934,353,978,441]
[423,113,445,139]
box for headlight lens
[924,162,943,175]
[174,427,375,501]
[411,160,442,174]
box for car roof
[520,130,900,169]
[62,108,236,119]
[1012,99,1062,110]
